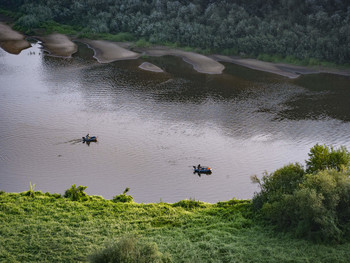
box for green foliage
[135,38,150,48]
[3,0,349,64]
[252,163,305,210]
[254,144,350,242]
[23,182,36,198]
[262,169,350,242]
[306,144,350,174]
[113,188,133,203]
[88,235,172,263]
[1,190,350,262]
[63,184,88,201]
[173,199,207,210]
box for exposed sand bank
[138,47,225,74]
[36,33,77,57]
[139,62,164,73]
[0,23,31,54]
[79,39,140,63]
[212,55,350,78]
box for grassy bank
[1,191,350,263]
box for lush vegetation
[2,189,350,263]
[1,0,350,65]
[252,144,350,243]
[2,144,350,262]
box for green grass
[1,192,350,262]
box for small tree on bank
[252,144,350,242]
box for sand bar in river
[0,23,31,54]
[79,39,140,63]
[139,62,164,73]
[138,47,225,74]
[37,33,77,57]
[212,55,350,78]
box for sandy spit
[139,62,164,73]
[36,33,77,57]
[139,47,225,74]
[0,23,31,54]
[79,39,140,63]
[212,55,350,78]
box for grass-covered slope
[1,191,350,263]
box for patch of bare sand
[37,33,77,57]
[0,23,31,54]
[212,55,350,78]
[139,62,164,73]
[80,39,140,63]
[142,47,224,74]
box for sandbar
[79,39,140,63]
[139,62,164,73]
[37,33,77,57]
[0,23,31,54]
[139,47,225,74]
[212,55,350,78]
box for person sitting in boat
[197,164,201,169]
[86,133,90,139]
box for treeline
[1,0,350,64]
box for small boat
[82,135,97,142]
[193,166,212,174]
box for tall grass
[1,192,350,262]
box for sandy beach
[1,21,348,78]
[36,33,77,57]
[212,55,350,78]
[0,23,31,54]
[79,39,140,63]
[139,62,164,72]
[138,47,225,74]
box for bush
[253,144,350,242]
[88,235,172,263]
[64,184,88,201]
[252,163,305,210]
[306,144,350,174]
[112,188,133,203]
[173,198,207,209]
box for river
[1,41,350,203]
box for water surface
[1,42,350,202]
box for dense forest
[1,0,350,64]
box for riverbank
[1,20,349,78]
[1,191,350,263]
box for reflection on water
[1,42,350,203]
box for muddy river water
[1,42,350,202]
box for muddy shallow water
[1,42,350,203]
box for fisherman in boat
[86,133,90,139]
[197,164,201,169]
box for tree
[306,144,350,174]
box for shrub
[173,198,207,209]
[259,168,350,242]
[112,188,133,203]
[306,144,350,174]
[64,184,88,201]
[23,182,36,198]
[252,163,305,210]
[88,235,172,263]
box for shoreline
[0,22,349,77]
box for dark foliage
[1,0,350,64]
